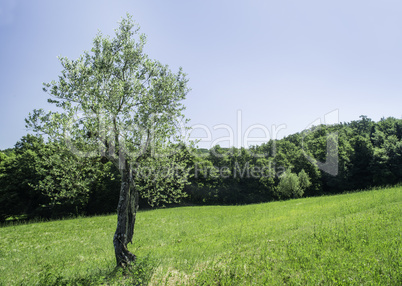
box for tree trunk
[113,164,139,267]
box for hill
[2,116,402,220]
[0,186,401,285]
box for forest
[1,115,401,222]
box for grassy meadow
[0,186,401,285]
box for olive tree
[26,15,190,267]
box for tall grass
[0,186,400,285]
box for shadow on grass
[32,255,157,286]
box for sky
[1,0,402,150]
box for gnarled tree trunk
[113,165,139,267]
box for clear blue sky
[1,0,402,150]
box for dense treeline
[1,116,401,221]
[186,116,402,204]
[0,135,121,220]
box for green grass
[0,186,401,285]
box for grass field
[0,186,401,285]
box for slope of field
[0,186,401,285]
